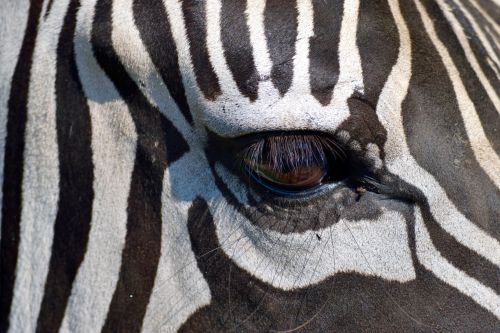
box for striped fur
[1,0,499,331]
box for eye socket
[239,133,348,196]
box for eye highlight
[239,133,347,196]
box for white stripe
[378,0,500,269]
[7,0,68,330]
[453,0,500,69]
[328,0,362,125]
[210,199,416,290]
[466,0,500,38]
[245,0,272,79]
[415,0,500,188]
[331,0,363,98]
[245,0,280,101]
[109,4,215,325]
[414,207,500,319]
[0,0,30,227]
[58,0,135,331]
[165,0,353,137]
[289,0,314,95]
[110,0,211,328]
[205,0,241,99]
[436,0,500,115]
[214,162,249,204]
[162,0,210,133]
[110,0,196,144]
[142,152,212,333]
[487,56,500,80]
[162,0,196,87]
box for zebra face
[146,0,417,287]
[1,0,499,332]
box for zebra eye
[244,159,328,191]
[239,133,347,196]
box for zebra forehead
[185,0,391,137]
[108,0,403,137]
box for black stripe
[384,170,500,295]
[308,0,343,105]
[132,0,193,125]
[402,0,500,240]
[44,0,55,19]
[181,196,499,331]
[180,197,222,331]
[448,0,500,90]
[357,0,399,107]
[264,0,298,96]
[473,0,500,20]
[0,1,44,332]
[399,0,500,292]
[220,0,259,101]
[35,0,94,332]
[458,0,500,55]
[91,0,189,331]
[445,0,500,97]
[419,200,500,293]
[425,0,500,154]
[181,0,221,100]
[395,172,500,293]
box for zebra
[0,0,499,331]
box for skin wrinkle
[180,197,497,331]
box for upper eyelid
[237,132,346,168]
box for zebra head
[1,0,499,332]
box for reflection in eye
[244,159,327,190]
[240,133,347,195]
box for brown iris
[238,133,344,193]
[245,160,327,190]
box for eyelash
[236,133,370,198]
[239,134,343,170]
